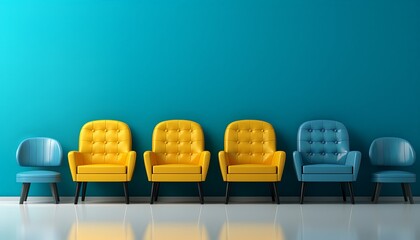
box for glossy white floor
[0,198,419,240]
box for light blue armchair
[293,120,361,204]
[16,138,63,204]
[369,137,416,204]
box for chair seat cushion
[16,170,61,183]
[303,164,353,174]
[153,164,201,174]
[78,164,126,174]
[372,170,416,183]
[228,164,277,174]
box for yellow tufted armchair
[144,120,210,204]
[68,120,136,204]
[219,120,286,204]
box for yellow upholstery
[219,120,286,182]
[68,120,137,182]
[144,120,210,182]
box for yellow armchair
[68,120,136,204]
[218,120,286,204]
[143,120,210,204]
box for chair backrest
[369,137,416,166]
[16,138,62,167]
[297,120,349,165]
[152,120,204,165]
[79,120,132,164]
[224,120,276,165]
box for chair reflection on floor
[144,205,208,240]
[298,205,357,240]
[219,206,284,240]
[67,205,134,240]
[19,204,61,240]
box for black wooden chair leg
[340,182,347,202]
[198,182,204,204]
[123,182,129,204]
[24,183,31,202]
[20,183,30,204]
[154,182,160,202]
[401,183,408,202]
[74,182,82,204]
[373,183,382,204]
[371,183,378,202]
[225,182,230,204]
[269,183,275,202]
[404,183,414,204]
[150,182,156,204]
[50,183,60,204]
[272,182,280,204]
[347,182,355,204]
[81,182,87,201]
[300,182,305,204]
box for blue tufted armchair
[293,120,361,204]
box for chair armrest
[293,151,303,181]
[199,151,211,181]
[125,151,137,181]
[271,151,286,181]
[143,151,157,182]
[218,151,229,182]
[68,151,85,181]
[345,151,361,181]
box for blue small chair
[369,137,416,204]
[293,120,361,204]
[16,138,63,204]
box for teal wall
[1,0,419,198]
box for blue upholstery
[369,137,416,203]
[293,120,361,204]
[16,138,63,204]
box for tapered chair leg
[300,182,305,204]
[404,183,414,204]
[272,182,280,204]
[50,183,60,204]
[123,182,129,204]
[225,182,230,204]
[81,182,87,202]
[269,183,275,202]
[74,182,82,204]
[347,182,355,204]
[24,183,31,202]
[340,182,347,202]
[150,182,157,204]
[373,183,382,204]
[154,182,160,202]
[371,183,378,202]
[197,182,204,204]
[401,183,408,202]
[19,183,30,204]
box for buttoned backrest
[79,120,132,164]
[224,120,276,165]
[152,120,204,164]
[16,138,62,167]
[369,137,415,166]
[297,120,349,165]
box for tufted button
[91,141,94,144]
[190,153,193,156]
[248,129,252,132]
[91,153,94,156]
[164,153,167,155]
[237,141,240,144]
[117,153,119,155]
[261,129,264,132]
[177,153,180,155]
[104,141,107,144]
[189,141,193,144]
[334,152,338,155]
[164,141,168,144]
[236,130,240,133]
[321,141,326,144]
[190,129,193,132]
[309,141,313,144]
[177,141,180,144]
[91,129,95,132]
[334,129,337,132]
[117,141,120,144]
[261,153,265,155]
[249,153,252,155]
[249,141,252,144]
[104,129,107,132]
[321,129,325,132]
[117,130,120,133]
[104,153,107,155]
[308,129,312,132]
[165,129,168,132]
[177,129,180,132]
[321,152,325,155]
[261,141,264,144]
[334,141,338,144]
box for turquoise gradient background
[0,0,419,198]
